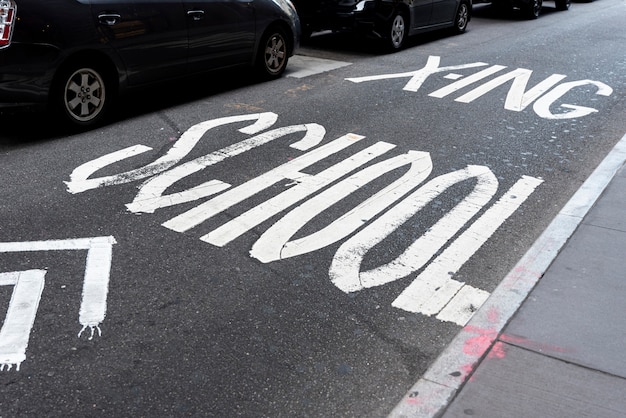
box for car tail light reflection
[0,0,16,48]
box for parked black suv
[0,0,300,128]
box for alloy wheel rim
[64,68,105,123]
[265,34,286,74]
[458,5,468,30]
[391,15,405,48]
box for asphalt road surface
[1,1,625,416]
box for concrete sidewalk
[390,133,626,417]
[442,160,626,417]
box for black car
[0,0,300,128]
[292,0,470,50]
[475,0,570,19]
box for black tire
[453,1,470,34]
[555,0,570,10]
[54,64,111,129]
[256,26,290,80]
[525,0,542,19]
[387,10,408,51]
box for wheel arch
[373,2,412,35]
[50,49,121,104]
[48,49,122,129]
[256,20,295,63]
[253,20,295,79]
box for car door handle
[98,13,121,26]
[187,10,205,21]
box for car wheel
[453,1,470,34]
[555,0,570,10]
[387,11,407,51]
[256,26,290,79]
[54,64,110,128]
[525,0,542,19]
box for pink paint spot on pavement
[487,341,508,359]
[462,325,497,357]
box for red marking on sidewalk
[459,325,499,380]
[462,325,497,357]
[488,341,507,359]
[404,391,440,414]
[405,392,423,406]
[459,323,569,382]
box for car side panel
[185,0,256,71]
[430,0,459,25]
[409,0,434,30]
[92,0,188,86]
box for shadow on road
[0,108,60,146]
[0,67,263,146]
[301,26,465,55]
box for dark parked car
[291,0,470,50]
[475,0,570,19]
[0,0,300,128]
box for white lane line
[0,236,117,346]
[387,131,626,418]
[286,55,352,78]
[0,270,46,371]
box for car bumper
[331,1,395,35]
[0,43,59,106]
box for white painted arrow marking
[0,236,117,371]
[0,270,45,371]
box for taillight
[0,0,16,48]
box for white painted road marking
[346,55,488,92]
[0,236,116,371]
[346,55,613,119]
[162,133,368,234]
[66,113,279,194]
[0,270,45,371]
[126,123,326,214]
[66,112,543,326]
[250,151,433,263]
[330,165,500,293]
[392,175,544,325]
[286,55,352,78]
